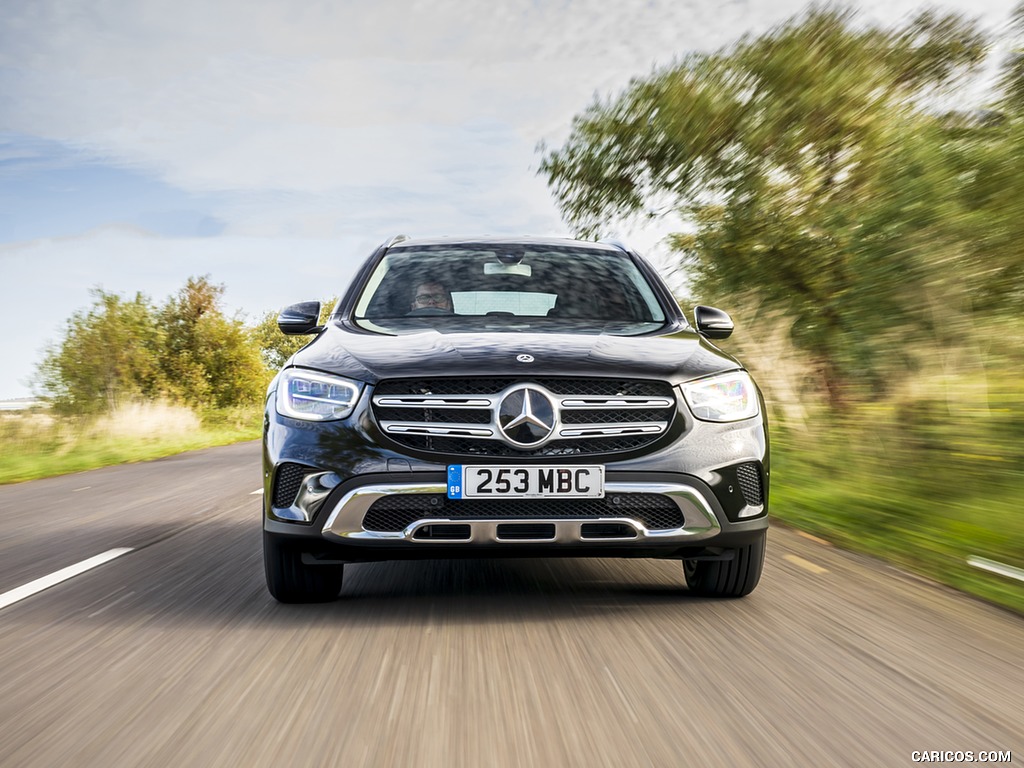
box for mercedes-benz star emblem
[497,386,555,446]
[516,354,534,363]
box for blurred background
[537,4,1024,612]
[1,0,1022,612]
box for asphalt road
[0,441,1020,767]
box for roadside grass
[720,308,1024,615]
[0,403,261,485]
[769,384,1024,616]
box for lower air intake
[273,463,312,507]
[580,523,636,539]
[735,463,764,506]
[496,523,556,540]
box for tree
[539,7,989,402]
[947,2,1024,313]
[158,276,268,409]
[37,289,164,414]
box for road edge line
[967,556,1024,584]
[0,548,135,611]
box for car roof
[385,235,628,252]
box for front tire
[683,532,766,597]
[264,532,344,603]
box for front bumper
[319,480,720,544]
[264,470,768,562]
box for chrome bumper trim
[319,482,722,545]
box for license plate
[447,465,604,499]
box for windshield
[351,245,668,335]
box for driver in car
[410,282,453,313]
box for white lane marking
[783,554,829,575]
[72,486,91,492]
[0,549,134,611]
[968,556,1024,584]
[250,488,264,495]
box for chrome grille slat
[560,397,673,408]
[383,424,494,437]
[558,423,667,437]
[375,396,496,407]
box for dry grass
[86,401,201,440]
[0,401,259,485]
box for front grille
[372,377,676,458]
[361,493,684,532]
[735,462,764,506]
[273,463,311,507]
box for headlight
[681,371,759,422]
[276,369,362,421]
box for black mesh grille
[561,408,667,424]
[361,493,684,532]
[736,462,764,506]
[388,435,656,456]
[375,407,491,424]
[374,377,671,398]
[273,463,311,507]
[537,378,669,397]
[375,379,515,396]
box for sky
[0,0,1017,399]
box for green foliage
[997,3,1024,113]
[948,3,1024,314]
[538,6,1010,403]
[37,274,341,416]
[157,276,267,408]
[38,289,165,415]
[38,276,269,414]
[541,8,985,231]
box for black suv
[263,236,769,602]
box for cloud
[2,0,1012,215]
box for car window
[351,245,667,335]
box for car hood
[288,327,740,385]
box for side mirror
[694,305,734,339]
[278,301,324,335]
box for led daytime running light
[277,369,361,421]
[681,371,759,422]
